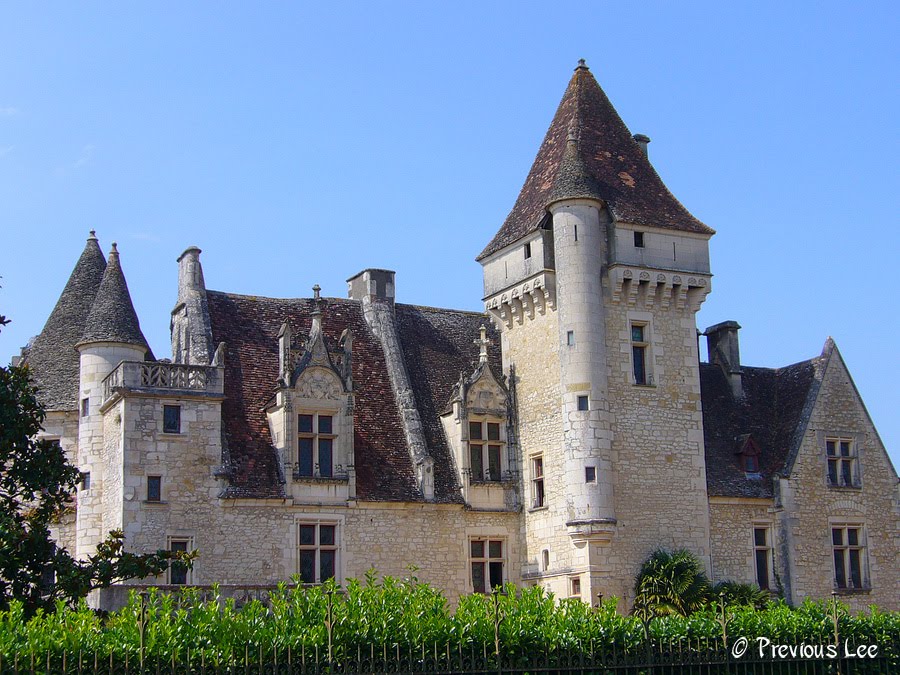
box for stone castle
[21,61,899,611]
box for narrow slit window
[567,330,575,346]
[147,475,162,502]
[524,242,532,259]
[585,466,597,483]
[577,395,589,411]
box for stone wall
[778,349,899,611]
[708,497,776,587]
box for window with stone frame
[826,437,860,488]
[630,322,651,385]
[168,538,192,585]
[753,526,772,590]
[469,418,504,482]
[297,412,336,478]
[832,524,868,590]
[163,405,181,434]
[470,538,504,593]
[298,522,338,584]
[531,455,545,508]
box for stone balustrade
[101,361,223,404]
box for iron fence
[1,637,897,675]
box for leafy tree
[0,314,193,617]
[632,548,711,620]
[712,580,771,610]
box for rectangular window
[471,539,504,593]
[524,242,532,259]
[147,475,162,502]
[826,437,859,487]
[634,231,645,248]
[81,398,89,417]
[753,527,771,590]
[832,525,866,590]
[571,576,581,597]
[531,456,545,508]
[163,405,181,434]
[577,395,589,411]
[297,412,336,478]
[298,522,338,584]
[585,466,597,483]
[81,471,91,491]
[567,330,575,346]
[469,419,504,482]
[168,538,191,585]
[631,323,648,385]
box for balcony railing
[101,361,223,404]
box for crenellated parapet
[484,271,557,329]
[608,265,711,312]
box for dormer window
[469,419,503,481]
[736,434,762,478]
[298,412,335,478]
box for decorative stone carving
[296,368,342,400]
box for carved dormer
[266,288,355,504]
[441,325,519,510]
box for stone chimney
[347,269,395,308]
[704,321,743,399]
[633,134,651,158]
[172,246,214,365]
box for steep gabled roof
[78,243,151,353]
[22,231,106,410]
[701,357,822,498]
[478,60,713,261]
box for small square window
[634,231,645,248]
[81,471,91,491]
[147,476,162,502]
[585,466,597,483]
[577,395,589,411]
[524,242,532,259]
[163,405,181,434]
[571,576,581,597]
[567,330,575,346]
[81,398,89,417]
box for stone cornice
[608,265,711,312]
[484,271,557,329]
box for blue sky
[1,2,897,469]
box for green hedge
[0,574,897,663]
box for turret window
[631,323,649,385]
[469,420,502,481]
[298,413,335,478]
[163,405,181,434]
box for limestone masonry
[20,61,898,611]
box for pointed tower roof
[77,242,150,353]
[478,60,714,260]
[22,231,107,410]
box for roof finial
[110,242,118,255]
[474,324,491,364]
[88,229,97,241]
[312,284,321,301]
[575,58,589,71]
[566,118,580,147]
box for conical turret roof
[22,231,107,410]
[77,242,150,352]
[478,60,713,260]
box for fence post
[831,591,842,675]
[139,590,148,671]
[325,588,335,664]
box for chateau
[21,62,898,611]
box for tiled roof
[395,304,503,504]
[22,232,106,410]
[207,292,422,501]
[701,358,821,498]
[478,61,713,261]
[78,244,151,353]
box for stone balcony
[101,361,224,406]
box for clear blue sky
[1,2,897,469]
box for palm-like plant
[632,549,711,620]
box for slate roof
[700,358,822,498]
[479,61,713,261]
[78,244,151,353]
[395,304,503,503]
[21,232,107,410]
